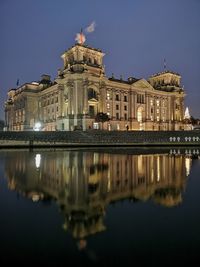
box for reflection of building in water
[4,151,188,239]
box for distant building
[5,38,185,131]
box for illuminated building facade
[5,40,185,131]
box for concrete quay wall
[0,130,200,148]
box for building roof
[66,43,103,53]
[108,76,139,85]
[150,70,181,78]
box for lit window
[157,109,159,113]
[156,100,160,106]
[151,116,153,121]
[157,116,160,121]
[107,93,110,100]
[107,103,110,109]
[150,99,153,106]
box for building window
[124,95,127,102]
[151,115,153,121]
[116,113,119,120]
[116,94,119,101]
[89,105,95,117]
[151,107,154,114]
[88,88,98,100]
[150,99,153,106]
[116,104,119,110]
[107,103,110,109]
[156,100,160,106]
[156,116,160,121]
[124,113,127,120]
[124,105,127,111]
[137,94,145,104]
[106,92,110,100]
[157,109,159,113]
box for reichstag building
[5,37,185,131]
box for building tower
[56,40,105,130]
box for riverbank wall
[0,130,200,148]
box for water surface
[0,148,200,266]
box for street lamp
[34,122,42,131]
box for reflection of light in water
[157,156,160,182]
[185,157,191,176]
[107,172,111,192]
[151,168,154,182]
[32,194,40,202]
[35,154,41,168]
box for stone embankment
[0,130,200,148]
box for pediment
[132,79,154,91]
[88,98,98,102]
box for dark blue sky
[0,0,200,120]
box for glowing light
[185,157,191,176]
[34,122,42,131]
[35,154,41,168]
[184,107,191,119]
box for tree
[95,112,110,130]
[0,120,4,131]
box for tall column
[83,79,89,114]
[58,84,64,117]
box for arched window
[83,55,86,62]
[88,88,98,100]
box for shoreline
[0,130,200,148]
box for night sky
[0,0,200,120]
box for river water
[0,148,200,266]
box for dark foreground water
[0,148,200,267]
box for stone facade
[5,43,185,131]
